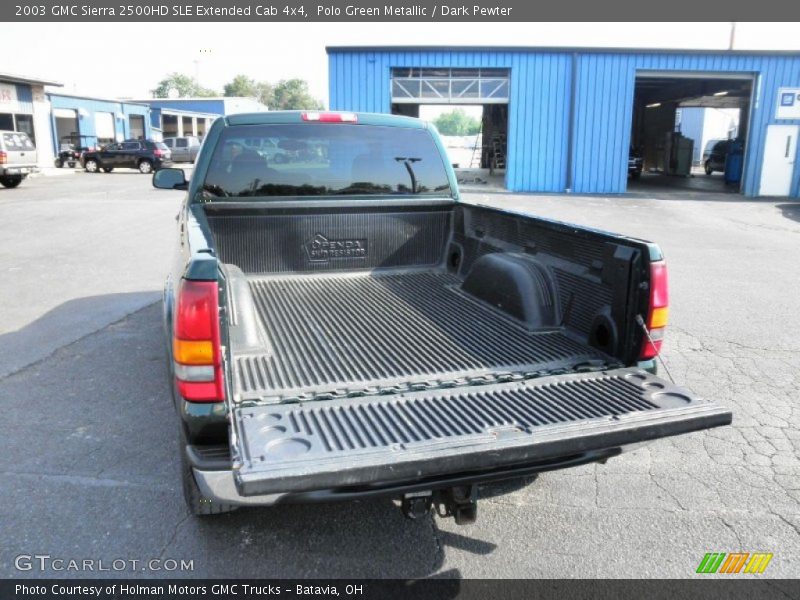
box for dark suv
[81,139,172,174]
[628,146,644,178]
[703,139,730,175]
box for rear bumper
[1,166,37,176]
[191,448,622,507]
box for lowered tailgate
[230,368,731,496]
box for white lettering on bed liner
[304,233,368,262]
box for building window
[15,114,34,144]
[390,67,510,104]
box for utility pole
[195,48,212,83]
[728,22,736,51]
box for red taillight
[173,279,225,402]
[0,151,6,165]
[153,148,163,157]
[301,111,358,123]
[639,261,669,360]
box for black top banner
[4,0,800,21]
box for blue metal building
[145,106,220,140]
[327,46,800,198]
[48,92,152,154]
[139,97,269,115]
[129,97,268,140]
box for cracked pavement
[1,174,799,578]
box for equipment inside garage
[390,68,509,180]
[630,72,753,193]
[53,108,82,147]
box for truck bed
[232,269,611,403]
[173,116,732,503]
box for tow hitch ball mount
[401,485,478,525]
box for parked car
[703,139,731,175]
[81,139,171,174]
[153,111,731,521]
[0,130,37,188]
[55,134,96,168]
[163,136,201,163]
[628,146,644,178]
[243,136,289,163]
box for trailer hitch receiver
[435,485,478,525]
[401,485,479,525]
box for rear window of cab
[201,123,452,198]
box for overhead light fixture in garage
[646,102,661,108]
[714,91,729,96]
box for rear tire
[138,159,153,174]
[102,167,114,173]
[179,433,238,516]
[0,175,23,188]
[704,161,713,175]
[84,159,98,173]
[55,158,63,168]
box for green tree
[151,73,217,98]
[271,79,323,110]
[223,74,274,107]
[433,109,481,136]
[223,74,258,97]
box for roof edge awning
[0,72,63,87]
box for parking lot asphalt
[1,172,799,579]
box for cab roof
[224,111,428,129]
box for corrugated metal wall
[328,48,800,198]
[48,94,152,152]
[14,84,34,113]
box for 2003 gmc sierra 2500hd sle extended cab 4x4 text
[153,110,732,522]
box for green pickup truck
[154,111,731,522]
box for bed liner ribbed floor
[233,269,611,402]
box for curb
[29,168,82,178]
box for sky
[2,22,799,106]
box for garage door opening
[390,67,509,191]
[628,71,753,195]
[95,112,117,146]
[162,114,179,138]
[53,108,85,152]
[129,114,145,140]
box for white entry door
[759,124,798,196]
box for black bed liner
[231,368,731,496]
[233,270,610,402]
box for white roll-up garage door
[95,112,115,141]
[53,108,77,119]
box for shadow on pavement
[0,297,498,578]
[0,291,160,378]
[777,202,800,224]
